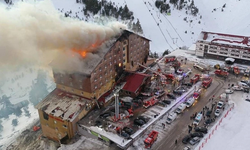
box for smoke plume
[0,0,127,73]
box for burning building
[36,30,150,142]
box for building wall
[38,109,71,141]
[196,40,250,61]
[56,84,92,99]
[38,107,89,142]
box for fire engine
[164,56,177,63]
[193,88,202,99]
[190,74,200,84]
[214,70,229,77]
[202,77,212,89]
[143,97,159,108]
[232,66,240,75]
[144,130,159,148]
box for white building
[195,31,250,62]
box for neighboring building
[195,31,250,63]
[36,30,150,142]
[121,73,150,97]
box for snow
[195,92,250,150]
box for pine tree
[162,49,170,56]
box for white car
[225,89,234,94]
[232,86,243,91]
[217,101,224,109]
[214,109,221,117]
[238,81,249,88]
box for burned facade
[36,30,150,142]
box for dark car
[95,120,102,127]
[190,132,204,138]
[162,100,171,105]
[123,127,133,135]
[158,101,168,107]
[204,118,215,126]
[120,131,130,139]
[121,102,132,108]
[206,110,212,117]
[99,112,111,119]
[134,119,145,126]
[137,116,149,123]
[194,127,208,134]
[173,86,186,95]
[182,82,193,87]
[182,135,192,144]
[167,93,176,99]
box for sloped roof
[122,73,149,93]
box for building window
[100,82,103,86]
[95,86,97,89]
[43,111,49,120]
[94,78,97,82]
[100,75,102,79]
[123,47,126,51]
[63,125,67,129]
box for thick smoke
[0,0,127,73]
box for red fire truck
[214,70,229,77]
[143,97,159,108]
[193,88,202,99]
[190,74,200,84]
[144,130,159,148]
[202,77,212,88]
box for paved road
[154,77,225,150]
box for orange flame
[72,49,87,58]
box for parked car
[225,89,234,94]
[158,101,168,107]
[173,86,186,95]
[238,81,249,88]
[194,127,208,134]
[120,131,130,139]
[189,137,200,145]
[182,82,193,87]
[232,86,243,91]
[217,101,224,109]
[95,120,102,127]
[162,100,171,105]
[214,109,221,117]
[167,93,176,99]
[190,132,204,138]
[134,119,145,126]
[137,116,149,123]
[204,118,215,126]
[123,127,133,135]
[99,112,111,118]
[182,135,192,144]
[206,110,212,117]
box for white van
[185,97,195,108]
[166,112,178,124]
[193,112,202,126]
[175,103,187,114]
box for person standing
[175,139,178,145]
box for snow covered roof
[198,31,250,48]
[35,89,92,122]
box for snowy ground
[0,66,55,149]
[197,92,250,150]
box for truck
[202,77,212,89]
[193,88,202,99]
[144,130,159,148]
[193,63,209,72]
[143,97,159,108]
[190,74,200,84]
[231,66,240,75]
[214,70,229,78]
